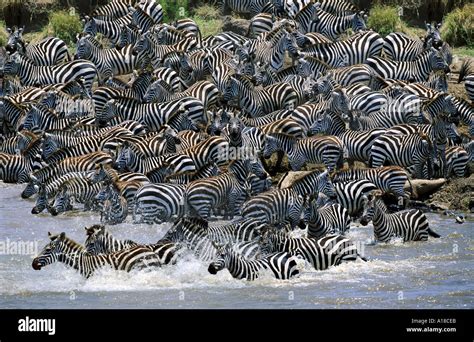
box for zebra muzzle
[207,264,218,275]
[32,259,42,270]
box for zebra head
[331,88,351,115]
[228,116,243,143]
[429,47,450,73]
[21,105,41,132]
[296,56,311,77]
[259,226,285,254]
[168,110,198,132]
[312,72,334,98]
[246,173,273,196]
[424,22,443,49]
[50,186,73,216]
[89,163,108,184]
[223,76,239,103]
[84,224,106,254]
[115,141,133,171]
[207,242,232,275]
[31,184,50,214]
[262,134,280,159]
[352,11,368,32]
[132,32,150,56]
[95,182,112,204]
[97,99,118,126]
[3,52,22,76]
[32,232,67,270]
[318,170,336,198]
[117,25,132,49]
[41,133,59,160]
[82,16,97,37]
[178,52,193,74]
[309,111,331,135]
[76,35,92,59]
[283,30,300,59]
[6,26,24,54]
[21,179,38,199]
[360,190,383,226]
[40,91,58,109]
[143,79,168,102]
[207,108,230,135]
[446,123,462,144]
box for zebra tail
[428,228,441,238]
[405,177,415,199]
[458,59,472,83]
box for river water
[0,182,472,309]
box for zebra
[133,183,188,223]
[259,229,361,271]
[95,182,128,224]
[458,59,474,103]
[309,110,385,166]
[82,14,133,45]
[333,179,378,218]
[0,97,31,134]
[6,26,69,65]
[360,190,440,242]
[91,0,133,20]
[248,13,275,37]
[451,96,473,136]
[310,8,367,40]
[84,224,178,265]
[301,30,384,67]
[370,132,434,179]
[75,35,144,82]
[132,32,197,70]
[143,80,220,110]
[2,53,97,94]
[366,47,450,82]
[223,74,298,118]
[208,242,300,280]
[303,195,350,238]
[0,136,43,183]
[206,218,266,244]
[332,166,411,199]
[319,0,357,15]
[136,0,163,24]
[185,158,268,220]
[31,183,51,215]
[49,176,103,215]
[220,0,270,16]
[262,133,344,171]
[32,232,165,278]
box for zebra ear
[59,232,66,240]
[48,231,53,238]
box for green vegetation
[191,4,222,38]
[367,5,402,37]
[161,0,189,22]
[45,10,82,46]
[0,20,7,46]
[441,3,474,47]
[452,46,474,58]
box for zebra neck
[57,251,98,277]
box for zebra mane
[48,232,87,252]
[458,59,473,83]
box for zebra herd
[0,0,472,281]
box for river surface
[0,182,472,309]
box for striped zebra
[82,14,133,45]
[334,179,378,217]
[411,145,470,179]
[144,80,219,110]
[132,32,197,70]
[224,74,298,117]
[366,47,450,82]
[220,0,270,16]
[243,171,333,229]
[31,183,50,214]
[208,243,300,280]
[309,8,367,40]
[137,0,163,24]
[0,136,43,183]
[301,30,384,67]
[133,183,188,223]
[303,195,350,238]
[451,96,474,136]
[84,224,178,265]
[319,0,357,15]
[49,176,102,215]
[332,166,411,199]
[0,97,28,133]
[259,229,361,270]
[95,182,128,224]
[32,232,164,278]
[2,53,97,94]
[309,110,385,166]
[75,35,144,81]
[6,26,69,65]
[360,190,440,242]
[185,158,268,220]
[91,0,133,20]
[207,218,266,244]
[370,132,434,178]
[25,171,94,200]
[263,133,344,171]
[458,59,474,103]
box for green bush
[161,0,189,22]
[47,10,82,46]
[441,3,474,47]
[193,4,220,20]
[367,5,403,37]
[0,21,7,46]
